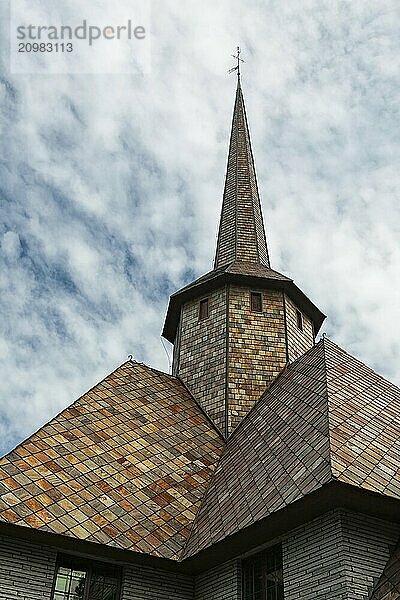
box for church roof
[1,338,399,562]
[214,78,270,269]
[175,261,291,296]
[182,337,400,557]
[0,361,224,560]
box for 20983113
[18,42,73,52]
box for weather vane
[228,45,244,77]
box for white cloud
[0,0,399,454]
[2,231,21,259]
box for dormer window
[250,292,263,313]
[199,298,209,321]
[296,309,303,331]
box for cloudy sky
[1,0,399,455]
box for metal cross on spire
[228,46,244,78]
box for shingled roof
[162,80,326,345]
[1,338,399,562]
[183,337,400,557]
[0,362,224,560]
[214,78,269,269]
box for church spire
[214,78,270,270]
[163,69,326,437]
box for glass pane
[88,572,119,600]
[53,566,87,600]
[70,573,86,600]
[56,574,70,592]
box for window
[52,555,121,600]
[296,309,303,331]
[199,298,209,320]
[242,544,284,600]
[251,292,263,313]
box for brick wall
[341,511,400,599]
[194,559,241,600]
[122,563,193,599]
[1,512,397,599]
[227,286,286,433]
[0,534,194,600]
[282,510,398,600]
[284,293,314,362]
[176,286,227,434]
[175,285,316,437]
[0,534,56,600]
[283,511,348,600]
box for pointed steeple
[214,78,270,270]
[163,71,326,438]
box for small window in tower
[296,309,303,331]
[199,298,209,321]
[250,292,263,313]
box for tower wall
[174,285,316,436]
[227,286,287,433]
[175,286,227,433]
[285,293,315,362]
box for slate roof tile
[0,361,224,560]
[182,337,400,558]
[1,338,399,561]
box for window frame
[250,291,263,313]
[242,543,284,600]
[51,554,122,600]
[295,309,303,331]
[198,297,210,321]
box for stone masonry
[174,284,315,436]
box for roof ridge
[320,338,335,482]
[176,376,226,442]
[179,433,227,561]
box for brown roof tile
[0,361,224,560]
[1,339,399,561]
[183,337,400,557]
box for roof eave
[162,272,326,343]
[181,479,400,572]
[3,480,398,574]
